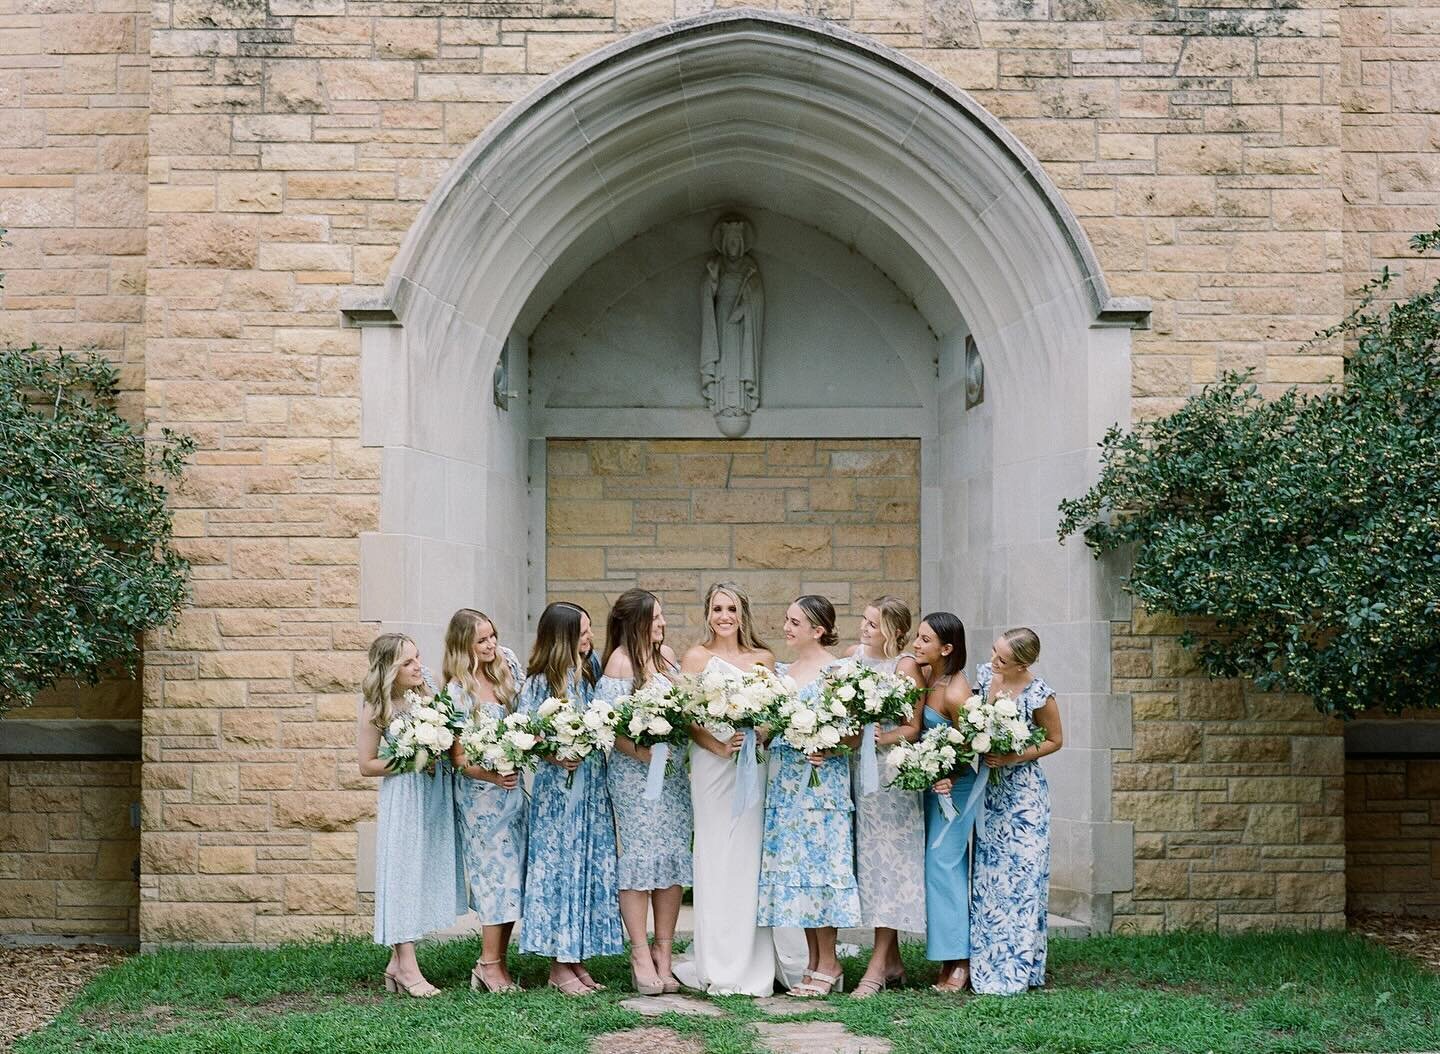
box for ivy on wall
[1060,229,1440,718]
[0,227,193,714]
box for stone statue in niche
[700,214,763,438]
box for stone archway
[346,9,1145,929]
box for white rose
[413,706,442,723]
[819,726,841,748]
[706,698,727,719]
[388,717,405,737]
[967,709,986,728]
[890,745,912,765]
[1005,719,1032,744]
[582,709,607,731]
[971,732,992,754]
[830,700,848,718]
[859,678,877,695]
[791,709,818,733]
[415,722,441,749]
[836,684,857,702]
[504,713,528,728]
[506,731,537,752]
[648,716,672,736]
[537,698,564,718]
[995,697,1019,718]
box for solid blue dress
[517,671,624,961]
[969,663,1052,994]
[755,668,861,929]
[922,703,980,961]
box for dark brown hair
[794,594,839,648]
[919,611,967,678]
[604,588,667,693]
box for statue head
[712,215,752,261]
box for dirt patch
[1350,912,1440,972]
[0,944,131,1052]
[591,1025,706,1054]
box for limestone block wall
[1347,758,1440,917]
[1109,611,1346,932]
[545,439,921,649]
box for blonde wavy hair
[362,632,416,731]
[1001,627,1042,666]
[442,608,517,710]
[869,594,913,659]
[700,581,769,653]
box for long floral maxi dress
[451,646,526,925]
[372,701,467,945]
[968,662,1052,994]
[755,669,861,929]
[850,653,926,933]
[597,673,694,892]
[517,672,624,961]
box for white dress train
[673,656,808,996]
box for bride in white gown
[672,581,808,996]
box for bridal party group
[355,582,1063,1002]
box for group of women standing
[356,581,1063,1001]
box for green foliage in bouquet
[1,235,193,713]
[1059,229,1440,718]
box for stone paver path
[591,1025,706,1054]
[755,1021,892,1053]
[619,994,725,1017]
[752,996,818,1017]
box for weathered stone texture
[1346,758,1440,918]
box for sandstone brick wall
[1347,758,1440,917]
[1110,610,1346,932]
[0,762,141,943]
[546,439,921,650]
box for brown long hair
[442,608,517,710]
[527,602,587,696]
[362,632,416,730]
[700,581,769,652]
[604,589,667,693]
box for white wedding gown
[673,656,808,996]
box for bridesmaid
[356,633,465,997]
[912,612,980,992]
[969,628,1062,995]
[443,608,526,994]
[672,581,806,996]
[846,596,926,997]
[517,602,622,995]
[757,595,861,998]
[596,588,693,995]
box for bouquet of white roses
[887,721,970,794]
[378,688,463,774]
[959,684,1046,784]
[613,680,692,798]
[458,707,547,777]
[820,659,920,727]
[534,695,618,789]
[770,686,857,789]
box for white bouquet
[535,696,618,789]
[613,681,691,752]
[770,687,857,789]
[458,707,547,776]
[959,684,1046,784]
[820,658,920,727]
[378,688,463,774]
[887,721,970,793]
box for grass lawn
[17,930,1440,1054]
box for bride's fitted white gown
[673,656,808,995]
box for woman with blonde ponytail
[443,608,527,994]
[357,632,465,998]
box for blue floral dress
[968,663,1052,994]
[451,646,526,925]
[517,671,624,961]
[597,672,694,891]
[755,667,861,929]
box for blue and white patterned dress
[451,646,526,925]
[968,663,1052,994]
[517,671,624,961]
[372,697,467,946]
[597,672,694,891]
[755,667,861,929]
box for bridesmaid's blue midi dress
[517,671,624,961]
[922,701,980,961]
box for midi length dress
[968,663,1052,994]
[850,653,927,933]
[451,646,526,925]
[372,698,467,946]
[597,672,694,891]
[923,702,981,961]
[755,667,861,929]
[517,671,624,961]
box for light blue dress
[452,646,526,925]
[597,672,694,891]
[372,698,467,946]
[969,663,1052,994]
[755,667,861,929]
[923,700,980,961]
[517,671,624,961]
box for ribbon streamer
[563,757,588,823]
[929,760,989,851]
[859,722,880,796]
[732,727,762,818]
[643,742,669,802]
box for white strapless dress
[672,656,808,995]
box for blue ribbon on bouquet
[497,783,524,824]
[859,722,880,796]
[643,743,670,802]
[732,727,762,818]
[929,760,988,851]
[564,758,588,823]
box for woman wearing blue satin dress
[911,611,980,993]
